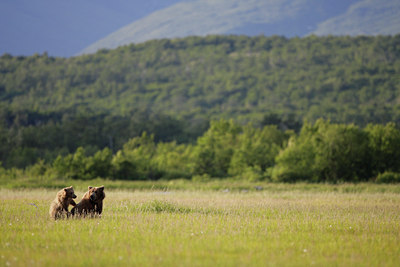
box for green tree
[153,142,193,179]
[53,147,89,179]
[365,123,400,175]
[272,120,371,182]
[312,121,370,182]
[85,148,113,178]
[229,125,286,179]
[192,120,241,177]
[272,128,316,182]
[111,132,162,180]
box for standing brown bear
[49,186,77,219]
[71,186,105,216]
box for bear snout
[73,194,77,199]
[90,193,96,201]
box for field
[1,182,400,266]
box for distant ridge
[79,0,400,55]
[313,0,400,35]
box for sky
[1,0,396,58]
[0,0,184,57]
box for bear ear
[98,186,104,191]
[88,186,93,190]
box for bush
[272,120,371,183]
[26,159,48,176]
[52,147,113,180]
[191,174,212,182]
[365,123,400,175]
[272,136,317,182]
[228,125,287,177]
[313,122,370,182]
[111,133,163,180]
[240,166,265,182]
[192,120,241,177]
[376,172,400,184]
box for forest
[0,34,399,182]
[1,119,399,184]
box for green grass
[1,185,400,266]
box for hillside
[80,0,399,55]
[2,35,400,123]
[0,35,399,168]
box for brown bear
[71,186,105,216]
[49,186,77,219]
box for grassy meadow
[1,182,400,266]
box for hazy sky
[1,0,393,58]
[0,0,184,57]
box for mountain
[79,0,399,55]
[313,0,400,35]
[4,0,398,57]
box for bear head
[88,186,105,203]
[64,186,77,199]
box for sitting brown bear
[49,186,77,219]
[71,186,105,216]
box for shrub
[228,124,286,177]
[272,120,371,183]
[192,120,241,177]
[272,136,316,182]
[376,172,400,184]
[192,174,212,182]
[240,166,265,182]
[313,122,370,182]
[365,123,400,175]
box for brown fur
[49,186,77,219]
[71,186,105,216]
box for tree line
[0,107,209,168]
[2,120,399,183]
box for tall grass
[2,176,400,194]
[1,187,400,266]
